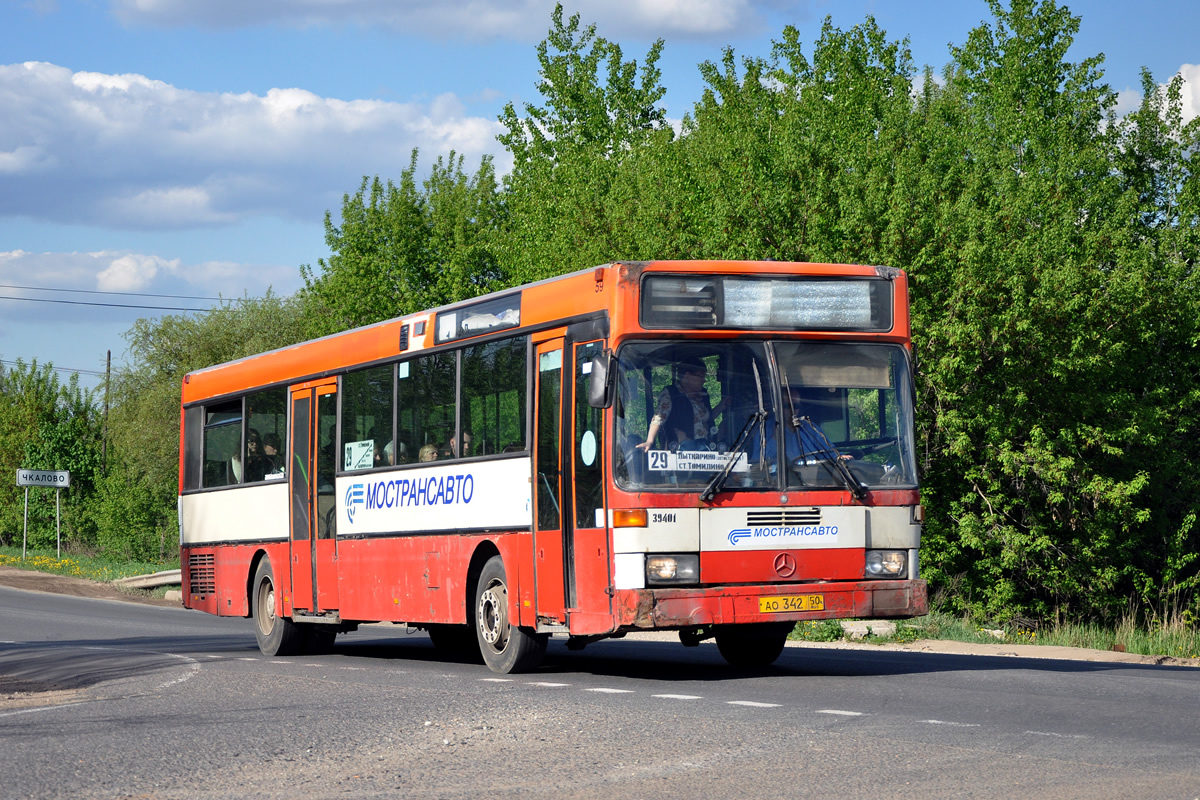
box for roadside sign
[16,469,71,559]
[16,469,70,488]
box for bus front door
[532,334,612,632]
[288,381,340,615]
[533,340,566,624]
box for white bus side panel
[180,482,289,545]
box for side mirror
[587,350,614,408]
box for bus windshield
[613,340,918,492]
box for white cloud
[0,248,292,324]
[0,61,504,229]
[96,253,180,291]
[109,0,769,41]
[1179,64,1200,126]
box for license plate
[759,594,824,613]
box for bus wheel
[252,558,304,657]
[714,622,793,668]
[474,556,547,674]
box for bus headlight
[865,550,907,578]
[645,554,699,586]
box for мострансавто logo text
[346,474,475,523]
[727,526,838,546]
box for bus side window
[462,336,527,458]
[341,364,394,469]
[246,387,287,481]
[398,351,457,462]
[202,399,242,488]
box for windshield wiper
[794,416,869,502]
[700,361,767,503]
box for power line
[0,358,107,377]
[0,294,213,312]
[0,282,223,301]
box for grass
[791,610,1200,661]
[0,546,179,583]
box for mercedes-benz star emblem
[773,552,797,578]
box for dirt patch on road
[0,565,181,607]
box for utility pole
[102,349,110,475]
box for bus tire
[252,558,304,657]
[714,622,793,668]
[474,556,547,674]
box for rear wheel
[714,622,793,668]
[474,556,547,674]
[253,558,305,656]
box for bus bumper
[612,579,927,631]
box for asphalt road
[1,584,1199,800]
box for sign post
[16,469,71,559]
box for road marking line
[587,688,635,694]
[529,682,570,687]
[1025,730,1087,739]
[653,694,702,700]
[924,719,980,727]
[0,701,91,718]
[816,709,863,716]
[727,701,781,708]
[479,678,512,682]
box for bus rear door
[288,381,340,615]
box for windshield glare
[613,340,918,493]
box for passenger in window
[442,431,473,460]
[636,359,730,452]
[243,429,267,482]
[419,443,438,462]
[262,433,283,475]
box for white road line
[479,678,513,683]
[816,709,864,716]
[529,682,570,687]
[0,701,91,718]
[653,694,702,700]
[1025,730,1087,739]
[924,719,981,727]
[727,701,781,708]
[587,688,635,694]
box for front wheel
[714,622,793,668]
[253,558,305,656]
[474,556,547,674]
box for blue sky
[1,0,1197,390]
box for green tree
[497,3,669,280]
[97,293,311,559]
[0,360,102,549]
[301,150,504,336]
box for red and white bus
[179,260,927,672]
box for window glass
[537,349,561,530]
[462,336,527,457]
[613,341,772,491]
[182,406,203,490]
[397,351,457,464]
[246,388,287,482]
[203,399,242,487]
[574,341,605,527]
[342,365,395,469]
[774,342,918,490]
